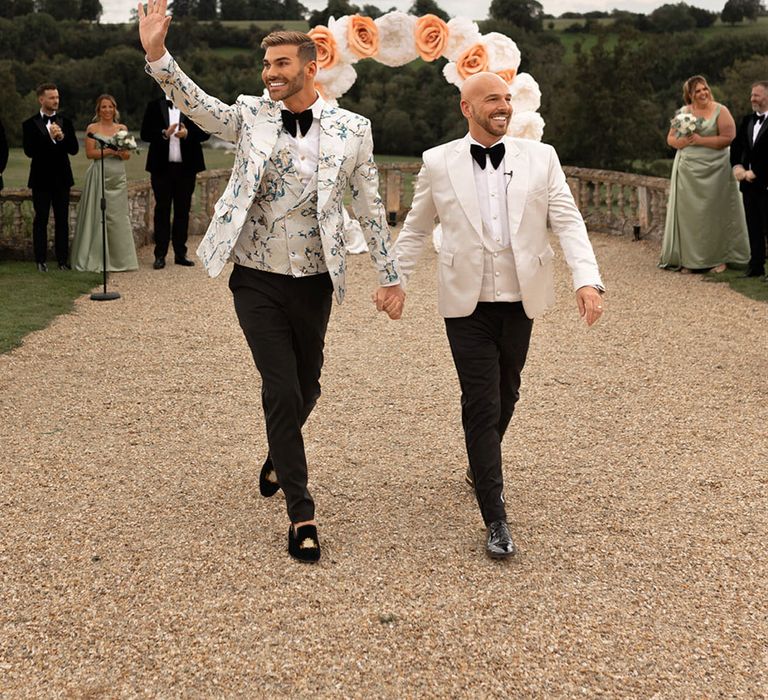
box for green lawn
[0,261,102,354]
[703,266,768,302]
[2,145,236,190]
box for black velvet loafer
[486,520,516,559]
[259,455,280,497]
[288,524,321,563]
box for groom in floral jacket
[139,0,405,562]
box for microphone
[87,132,118,150]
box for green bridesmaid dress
[71,146,138,272]
[659,105,750,270]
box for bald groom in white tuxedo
[378,72,604,559]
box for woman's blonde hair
[682,76,709,105]
[93,94,120,123]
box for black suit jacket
[0,120,8,191]
[730,113,768,192]
[22,113,79,189]
[141,98,209,174]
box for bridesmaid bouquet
[670,112,703,138]
[109,130,140,153]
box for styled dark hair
[682,75,709,105]
[752,80,768,91]
[261,30,317,64]
[36,82,58,96]
[92,94,120,123]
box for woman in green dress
[71,94,138,272]
[660,75,750,273]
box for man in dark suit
[141,96,209,269]
[0,119,8,191]
[731,80,768,279]
[22,83,79,272]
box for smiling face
[750,84,768,114]
[460,73,513,145]
[262,44,317,111]
[38,89,59,115]
[690,80,711,108]
[98,98,116,122]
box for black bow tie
[43,114,55,124]
[470,142,505,170]
[756,114,766,124]
[166,99,174,108]
[281,109,313,137]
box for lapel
[502,137,528,238]
[753,115,768,147]
[35,113,49,139]
[160,99,170,128]
[316,106,346,213]
[447,135,483,241]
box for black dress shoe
[36,262,48,272]
[58,263,71,271]
[288,524,321,563]
[486,520,516,559]
[465,467,474,488]
[259,455,280,497]
[153,257,165,270]
[174,257,195,267]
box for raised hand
[138,0,172,62]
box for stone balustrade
[0,163,671,259]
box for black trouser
[743,187,768,274]
[229,265,334,523]
[32,186,70,265]
[445,302,533,526]
[151,164,196,260]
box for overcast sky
[102,0,727,24]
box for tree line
[0,11,766,175]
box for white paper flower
[374,11,418,67]
[481,32,521,73]
[508,111,545,141]
[443,17,482,61]
[328,15,359,65]
[316,62,357,101]
[442,62,463,90]
[510,73,541,114]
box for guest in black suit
[22,83,79,272]
[731,80,768,279]
[140,96,209,269]
[0,119,8,191]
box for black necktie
[43,114,55,124]
[470,142,505,170]
[756,114,765,125]
[281,109,313,137]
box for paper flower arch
[308,12,544,141]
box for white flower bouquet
[670,112,702,138]
[111,129,140,152]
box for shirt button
[493,252,499,258]
[300,156,305,161]
[495,271,500,277]
[496,291,501,296]
[495,237,501,242]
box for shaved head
[460,72,513,146]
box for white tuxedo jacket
[395,135,602,319]
[145,53,399,303]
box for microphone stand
[90,138,121,302]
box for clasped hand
[372,285,406,320]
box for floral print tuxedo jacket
[145,52,400,303]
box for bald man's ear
[459,99,471,119]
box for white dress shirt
[40,111,56,143]
[278,94,324,186]
[167,103,182,163]
[752,113,766,145]
[469,136,521,302]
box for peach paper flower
[308,26,339,70]
[414,14,449,62]
[456,43,489,80]
[496,69,517,83]
[348,15,379,59]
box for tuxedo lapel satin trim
[447,136,483,241]
[754,116,768,146]
[503,138,528,238]
[316,107,344,213]
[35,114,50,138]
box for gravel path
[1,233,766,698]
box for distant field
[1,145,236,190]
